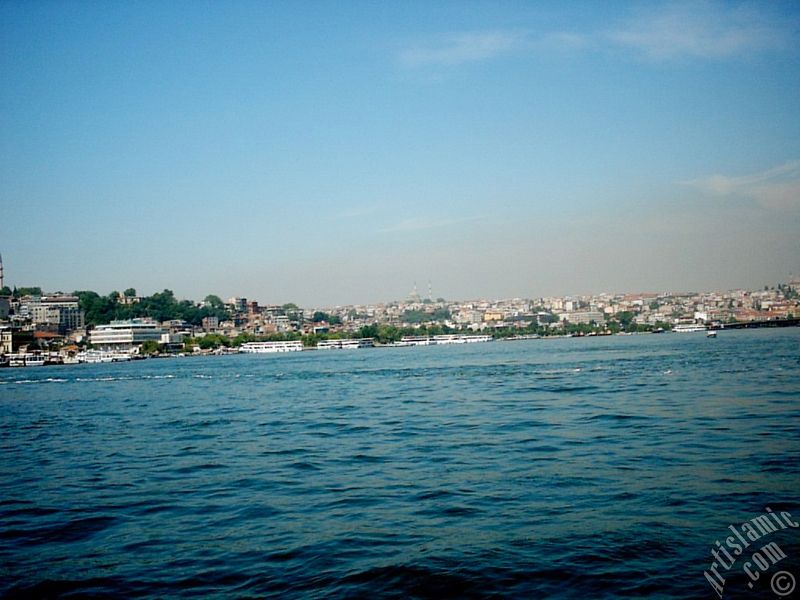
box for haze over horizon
[2,1,799,306]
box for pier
[712,317,800,330]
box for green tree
[232,332,256,346]
[15,286,43,297]
[204,294,224,309]
[197,333,231,350]
[615,311,635,328]
[139,340,160,355]
[376,324,401,344]
[401,309,428,324]
[124,288,137,298]
[357,324,379,339]
[432,307,451,321]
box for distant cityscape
[1,248,798,365]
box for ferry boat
[78,350,133,363]
[393,334,493,347]
[8,353,46,367]
[240,341,304,353]
[316,338,375,350]
[392,336,433,347]
[432,334,493,344]
[672,323,708,333]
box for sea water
[1,328,798,598]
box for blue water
[1,329,799,598]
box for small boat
[25,354,46,367]
[706,330,717,338]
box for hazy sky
[2,1,799,306]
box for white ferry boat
[432,334,493,344]
[393,334,493,346]
[240,341,304,353]
[393,336,434,347]
[78,350,133,363]
[672,323,708,333]
[8,353,46,367]
[316,338,375,350]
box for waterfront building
[201,316,219,332]
[0,296,9,320]
[89,319,165,352]
[161,319,193,336]
[1,326,11,354]
[19,296,84,334]
[117,292,141,305]
[273,314,291,332]
[227,297,247,313]
[559,311,605,325]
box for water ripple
[1,328,798,598]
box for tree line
[74,289,231,326]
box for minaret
[428,280,432,302]
[409,282,421,303]
[0,253,4,290]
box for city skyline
[1,253,797,310]
[2,1,799,306]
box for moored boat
[78,350,133,363]
[316,338,375,350]
[672,323,707,333]
[240,341,304,353]
[8,353,46,367]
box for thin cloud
[539,31,592,52]
[605,1,792,60]
[381,215,482,233]
[686,160,800,211]
[340,205,381,219]
[399,31,528,68]
[398,3,795,69]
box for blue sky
[2,1,799,306]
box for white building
[89,319,165,352]
[559,311,605,325]
[1,326,12,354]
